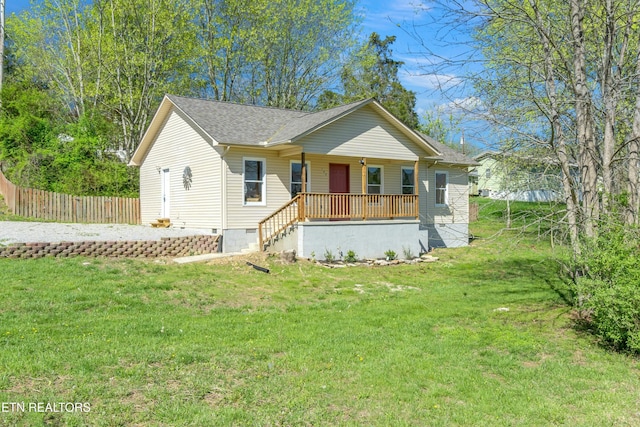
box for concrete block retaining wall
[0,235,219,259]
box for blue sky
[359,0,477,145]
[7,0,474,144]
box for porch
[258,192,420,253]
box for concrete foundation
[294,220,427,260]
[424,223,469,248]
[222,228,259,253]
[227,221,469,256]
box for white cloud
[360,0,431,33]
[400,70,462,90]
[445,97,484,112]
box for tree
[9,0,197,161]
[410,0,640,246]
[407,0,640,352]
[196,0,359,110]
[318,32,419,128]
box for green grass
[1,200,640,425]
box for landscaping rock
[280,249,297,263]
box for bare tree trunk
[530,0,581,253]
[626,46,640,225]
[570,0,599,238]
[600,0,632,214]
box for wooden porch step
[151,218,171,228]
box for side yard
[0,200,638,425]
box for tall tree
[3,0,361,191]
[318,32,419,128]
[9,0,197,160]
[196,0,359,110]
[93,0,198,159]
[412,1,640,246]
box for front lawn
[1,200,639,425]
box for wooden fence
[0,167,140,224]
[469,202,479,222]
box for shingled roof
[131,95,478,166]
[167,95,306,145]
[420,133,480,166]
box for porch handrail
[258,194,302,250]
[301,193,419,221]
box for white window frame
[435,171,448,207]
[401,166,415,195]
[290,160,310,198]
[243,157,266,206]
[367,165,384,194]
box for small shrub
[402,246,414,260]
[384,249,397,261]
[568,220,640,353]
[323,248,335,263]
[586,277,640,352]
[344,250,357,263]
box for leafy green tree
[419,105,465,149]
[318,32,419,128]
[409,0,640,353]
[9,0,197,161]
[2,0,361,194]
[196,0,359,110]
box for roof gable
[130,95,477,166]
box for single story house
[474,151,568,202]
[129,95,477,258]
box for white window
[401,167,415,195]
[485,168,491,178]
[243,158,266,205]
[290,161,310,197]
[435,171,448,206]
[367,165,383,194]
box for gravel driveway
[0,221,212,246]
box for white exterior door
[161,168,170,218]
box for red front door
[329,164,350,219]
[329,164,350,193]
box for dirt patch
[205,251,270,266]
[203,390,225,406]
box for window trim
[435,171,448,207]
[401,166,415,195]
[290,160,311,198]
[366,165,384,195]
[243,157,266,206]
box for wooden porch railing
[258,193,419,250]
[258,194,303,250]
[302,193,419,221]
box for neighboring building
[474,151,566,202]
[129,95,478,257]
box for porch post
[300,152,306,220]
[301,152,306,193]
[361,157,367,220]
[414,159,419,219]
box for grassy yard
[1,199,639,426]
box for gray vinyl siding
[298,106,425,161]
[424,165,469,224]
[139,109,221,230]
